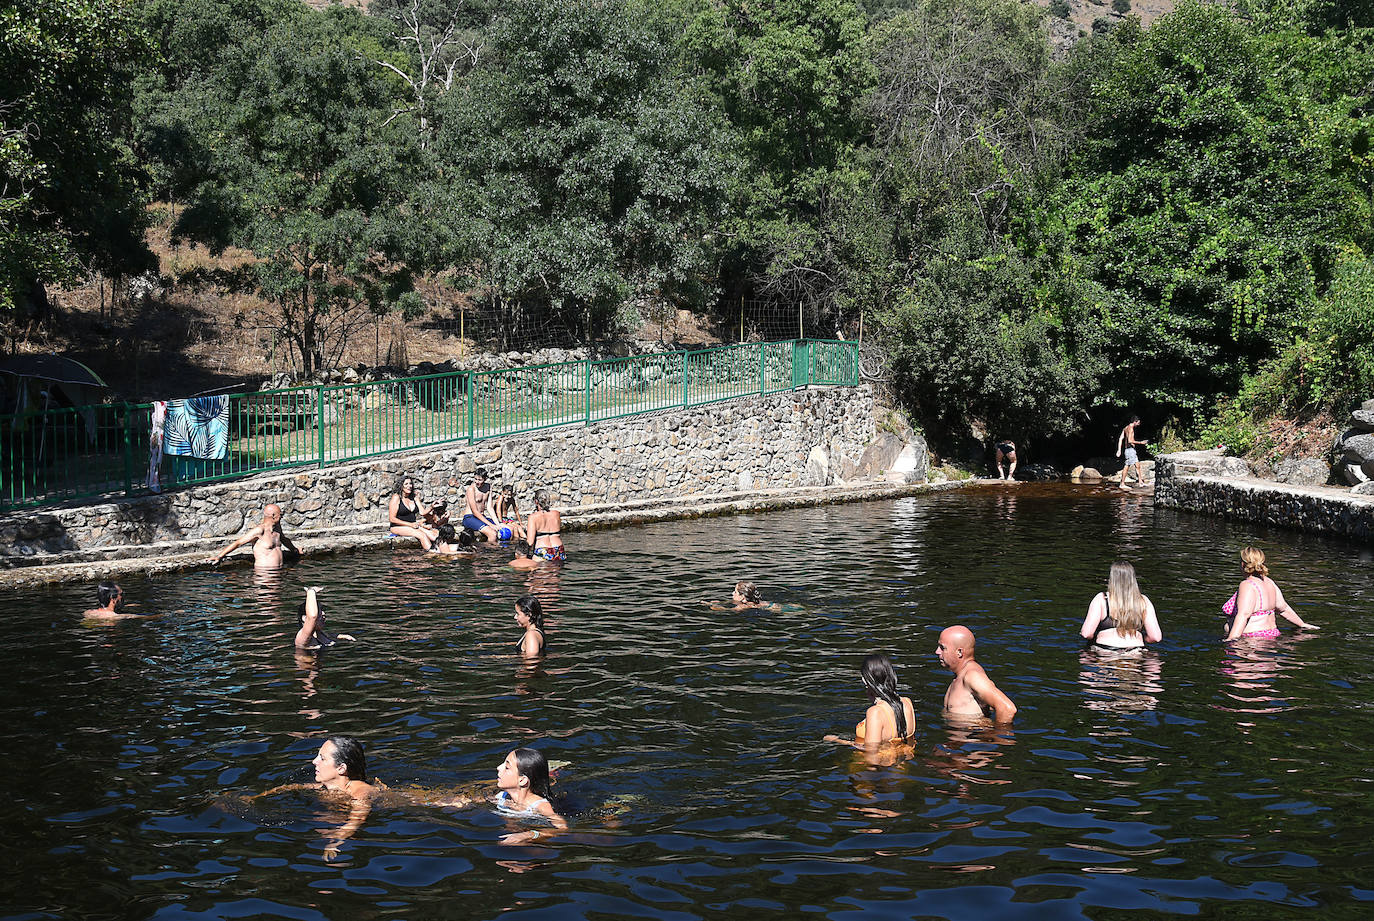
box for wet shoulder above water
[2,484,1371,920]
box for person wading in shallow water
[936,625,1017,723]
[210,503,300,569]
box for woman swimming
[443,747,568,844]
[1225,546,1318,640]
[256,735,377,859]
[527,489,565,562]
[294,587,356,650]
[702,580,770,611]
[1079,562,1162,649]
[824,653,916,752]
[514,595,545,656]
[388,475,440,550]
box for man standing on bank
[1117,416,1147,490]
[210,503,301,569]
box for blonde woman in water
[1080,561,1163,649]
[1225,546,1318,640]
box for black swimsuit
[395,497,419,523]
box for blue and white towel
[163,396,229,460]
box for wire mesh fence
[0,339,859,512]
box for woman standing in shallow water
[1080,562,1162,649]
[1225,547,1318,640]
[824,653,916,752]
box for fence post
[681,350,690,408]
[758,343,765,395]
[466,371,475,445]
[316,385,326,467]
[585,359,592,426]
[122,402,134,497]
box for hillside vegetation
[4,0,1373,456]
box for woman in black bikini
[527,489,565,562]
[388,475,440,550]
[1080,561,1162,649]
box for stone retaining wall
[1155,450,1374,543]
[1,386,877,562]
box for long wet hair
[735,580,762,604]
[1106,561,1146,638]
[326,735,367,781]
[513,747,552,800]
[859,653,908,740]
[1241,546,1269,577]
[437,523,457,544]
[516,594,544,630]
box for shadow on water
[1,483,1371,919]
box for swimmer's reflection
[524,562,563,600]
[1079,648,1162,714]
[994,490,1018,522]
[924,718,1016,791]
[1219,632,1315,719]
[294,650,323,723]
[1112,490,1149,554]
[251,566,284,603]
[842,751,915,823]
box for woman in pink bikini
[1225,547,1319,640]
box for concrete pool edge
[0,478,980,586]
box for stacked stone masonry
[1,387,876,560]
[1155,450,1374,543]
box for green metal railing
[0,339,858,511]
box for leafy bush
[1050,0,1073,18]
[1111,0,1131,13]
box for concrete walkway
[0,478,979,586]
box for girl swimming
[1079,562,1162,649]
[514,595,545,656]
[444,747,568,844]
[1225,547,1318,640]
[256,735,377,859]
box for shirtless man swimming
[210,503,300,569]
[936,625,1017,723]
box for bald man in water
[936,625,1017,723]
[209,503,300,569]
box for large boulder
[1339,431,1374,464]
[1351,408,1374,432]
[1353,480,1374,497]
[1078,467,1103,481]
[886,442,930,484]
[855,432,905,478]
[1337,460,1370,486]
[806,445,831,485]
[1274,457,1330,488]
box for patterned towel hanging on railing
[163,396,229,460]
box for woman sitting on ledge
[388,475,440,550]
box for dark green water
[2,484,1372,920]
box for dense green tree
[1058,2,1373,425]
[0,0,153,319]
[432,0,735,342]
[167,6,422,373]
[683,0,874,315]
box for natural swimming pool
[2,484,1372,920]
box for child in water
[703,580,771,611]
[444,748,568,844]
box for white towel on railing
[147,401,167,492]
